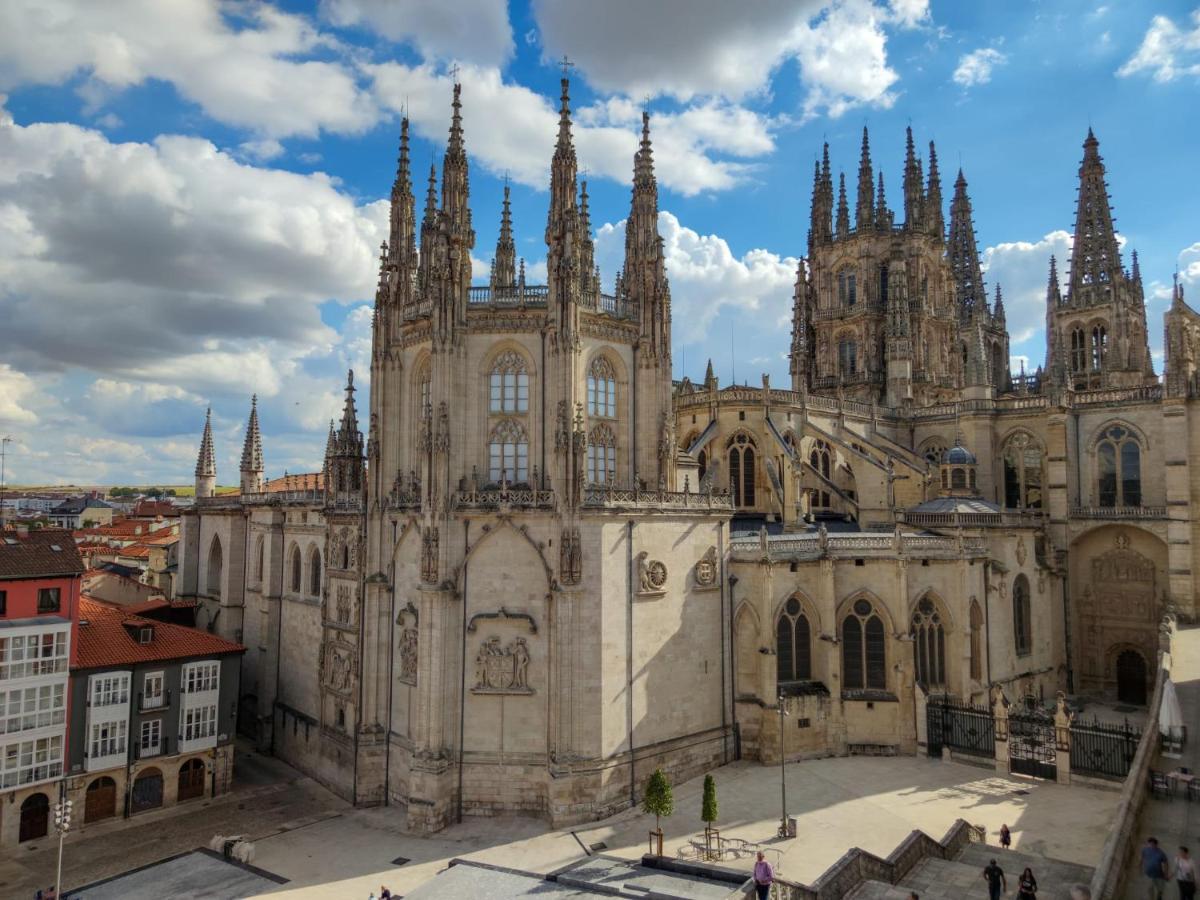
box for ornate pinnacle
[856,126,874,230]
[195,407,216,478]
[240,394,263,473]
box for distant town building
[49,493,115,529]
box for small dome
[942,444,976,465]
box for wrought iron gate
[1009,705,1057,780]
[927,698,995,759]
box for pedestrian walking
[1017,866,1038,898]
[1000,824,1012,849]
[1141,837,1169,900]
[1176,846,1197,900]
[380,887,392,900]
[753,850,774,900]
[982,858,1007,900]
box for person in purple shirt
[753,850,774,899]
[1142,837,1169,899]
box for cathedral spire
[579,178,597,295]
[925,141,944,239]
[809,153,832,250]
[1045,255,1065,384]
[338,369,360,441]
[194,407,216,498]
[490,181,516,292]
[546,73,578,239]
[239,395,264,494]
[903,126,923,231]
[390,117,416,273]
[947,168,986,324]
[1067,128,1122,306]
[856,126,874,230]
[835,172,850,238]
[624,110,671,360]
[440,82,472,239]
[875,171,891,229]
[993,283,1006,323]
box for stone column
[1054,691,1072,785]
[992,685,1010,776]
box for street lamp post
[778,687,790,839]
[53,787,73,899]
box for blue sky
[0,0,1197,485]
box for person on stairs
[1176,846,1197,900]
[1017,866,1038,899]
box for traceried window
[809,440,831,508]
[587,357,617,418]
[838,270,857,306]
[838,339,858,376]
[417,363,432,416]
[1096,424,1141,507]
[1002,432,1043,509]
[879,264,888,304]
[969,600,984,682]
[290,545,302,593]
[843,598,886,692]
[727,433,756,507]
[488,419,529,483]
[309,547,322,597]
[922,442,948,466]
[587,424,617,485]
[910,596,946,688]
[776,596,812,683]
[1013,574,1032,657]
[1091,323,1107,371]
[1070,328,1086,373]
[488,350,529,414]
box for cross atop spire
[558,55,574,78]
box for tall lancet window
[489,351,529,414]
[587,357,617,418]
[1002,432,1043,509]
[910,596,946,688]
[727,433,756,507]
[1070,328,1087,373]
[1096,424,1141,507]
[488,419,528,483]
[1091,323,1108,371]
[587,424,617,485]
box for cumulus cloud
[368,62,777,196]
[1179,242,1200,284]
[595,211,799,345]
[320,0,514,68]
[953,48,1007,87]
[533,0,923,120]
[0,364,40,427]
[0,0,378,139]
[981,230,1072,346]
[1118,9,1200,82]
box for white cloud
[368,62,777,196]
[981,230,1072,344]
[953,48,1007,87]
[1118,10,1200,82]
[595,211,799,344]
[0,0,378,138]
[0,364,39,427]
[320,0,513,68]
[533,0,922,120]
[238,138,285,162]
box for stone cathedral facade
[181,77,1200,830]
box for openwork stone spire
[547,74,578,238]
[440,82,472,238]
[390,117,416,271]
[835,172,850,238]
[240,395,263,473]
[902,126,924,231]
[855,127,874,230]
[625,110,671,360]
[925,141,944,239]
[875,171,891,228]
[1067,128,1122,306]
[947,168,986,324]
[195,407,216,478]
[491,181,516,291]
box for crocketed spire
[903,126,924,231]
[390,117,416,271]
[240,395,263,473]
[547,74,578,238]
[855,126,875,230]
[440,82,472,238]
[195,407,216,478]
[947,168,986,324]
[1067,128,1122,306]
[490,181,516,292]
[624,110,671,360]
[875,171,891,228]
[925,141,944,239]
[835,172,850,238]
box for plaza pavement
[252,754,1121,898]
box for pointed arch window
[488,419,528,483]
[254,536,264,582]
[810,440,831,508]
[727,433,756,507]
[488,350,529,414]
[838,270,857,306]
[910,596,946,688]
[1096,424,1141,507]
[697,448,708,482]
[206,536,223,600]
[969,600,984,682]
[776,596,812,683]
[1002,432,1043,509]
[1013,574,1032,657]
[843,598,886,691]
[416,361,431,416]
[879,264,888,304]
[587,424,617,485]
[290,545,302,594]
[1070,328,1087,373]
[1091,323,1108,371]
[587,357,617,418]
[838,339,858,376]
[309,547,322,597]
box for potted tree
[642,767,674,856]
[701,773,719,859]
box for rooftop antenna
[0,436,12,529]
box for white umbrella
[1160,678,1185,749]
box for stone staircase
[847,844,1094,899]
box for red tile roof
[117,545,154,559]
[262,472,324,492]
[75,597,244,668]
[131,500,180,518]
[0,528,85,579]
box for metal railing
[1070,505,1167,520]
[581,486,734,511]
[1070,717,1141,780]
[453,487,556,510]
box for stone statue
[398,627,418,683]
[512,638,530,689]
[472,635,534,694]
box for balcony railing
[453,487,556,510]
[139,688,171,712]
[896,509,1045,528]
[582,486,734,511]
[1070,505,1167,520]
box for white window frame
[89,720,127,760]
[140,719,162,756]
[91,672,131,708]
[0,683,66,736]
[179,661,221,752]
[0,628,70,682]
[183,662,219,695]
[143,671,165,710]
[0,734,63,789]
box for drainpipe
[383,560,396,805]
[271,524,285,756]
[457,519,470,823]
[983,561,993,686]
[720,522,730,763]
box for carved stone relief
[322,639,355,695]
[560,527,582,586]
[636,551,668,597]
[397,603,418,685]
[694,546,719,591]
[334,584,352,625]
[471,636,533,695]
[420,526,439,583]
[1015,537,1027,567]
[1088,531,1156,622]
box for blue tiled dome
[942,444,976,465]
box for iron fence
[927,698,995,758]
[1070,717,1141,780]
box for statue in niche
[472,635,534,694]
[325,644,353,691]
[420,526,439,583]
[335,585,352,624]
[560,527,582,585]
[398,627,418,684]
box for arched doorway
[19,793,49,842]
[85,776,117,823]
[1116,649,1148,705]
[131,767,163,814]
[177,758,206,802]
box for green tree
[701,774,718,827]
[642,767,674,834]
